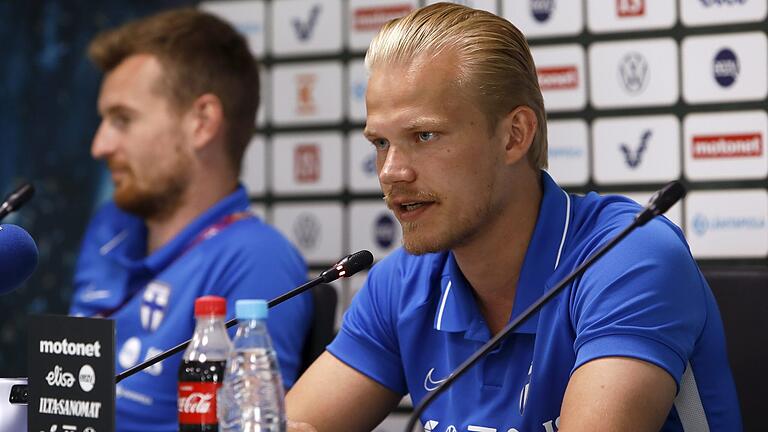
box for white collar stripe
[554,190,571,270]
[436,281,452,331]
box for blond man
[287,3,741,431]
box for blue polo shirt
[70,186,313,432]
[329,172,741,431]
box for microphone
[0,183,35,221]
[404,181,687,431]
[115,250,375,383]
[0,224,39,295]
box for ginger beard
[108,138,192,220]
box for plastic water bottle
[218,299,286,432]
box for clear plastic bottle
[218,299,286,432]
[178,296,233,432]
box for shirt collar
[101,185,251,274]
[433,171,571,339]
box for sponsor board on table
[683,110,767,181]
[685,189,768,258]
[28,315,115,432]
[546,119,590,187]
[682,32,768,104]
[592,115,681,185]
[271,203,344,264]
[589,38,678,108]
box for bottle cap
[194,296,226,317]
[236,299,268,320]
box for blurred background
[1,1,766,427]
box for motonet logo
[692,133,763,158]
[40,338,101,358]
[537,66,578,90]
[353,5,413,31]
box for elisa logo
[617,0,645,17]
[713,48,739,87]
[353,4,413,32]
[294,144,321,183]
[373,214,396,248]
[292,4,322,41]
[692,133,763,158]
[295,73,317,115]
[620,129,652,168]
[618,52,649,93]
[537,66,579,90]
[692,213,766,236]
[530,0,556,22]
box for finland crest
[141,281,170,331]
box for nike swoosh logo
[424,367,449,392]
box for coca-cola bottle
[178,296,232,431]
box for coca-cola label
[178,382,220,425]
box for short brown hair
[366,3,548,169]
[89,8,259,174]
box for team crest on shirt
[140,281,170,331]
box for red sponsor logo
[178,382,219,425]
[537,66,579,90]
[617,0,645,17]
[353,5,413,32]
[296,74,317,115]
[294,144,321,183]
[692,133,763,159]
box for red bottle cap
[194,296,226,317]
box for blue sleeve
[571,219,707,387]
[206,223,312,389]
[327,255,407,395]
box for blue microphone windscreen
[0,224,38,294]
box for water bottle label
[178,381,220,424]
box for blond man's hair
[365,2,548,169]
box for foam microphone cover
[0,224,38,294]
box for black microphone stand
[404,182,686,431]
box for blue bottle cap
[236,299,268,320]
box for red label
[353,5,414,31]
[537,66,579,90]
[178,382,220,425]
[294,144,321,183]
[692,133,763,159]
[617,0,645,17]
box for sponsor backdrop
[0,0,765,425]
[200,0,768,329]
